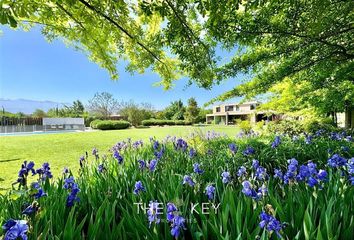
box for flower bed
[0,131,353,239]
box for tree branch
[78,0,165,65]
[55,3,112,69]
[164,0,214,67]
[234,27,353,58]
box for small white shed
[42,118,85,131]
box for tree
[2,0,353,126]
[32,109,46,118]
[197,108,212,124]
[260,78,354,126]
[87,92,118,118]
[154,111,166,120]
[71,100,85,116]
[164,100,185,120]
[15,112,27,118]
[46,100,85,117]
[184,98,200,123]
[118,101,154,127]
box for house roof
[215,100,262,106]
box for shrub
[236,119,252,134]
[118,101,154,127]
[265,118,339,136]
[303,118,336,133]
[94,120,130,130]
[254,120,265,132]
[175,120,192,125]
[142,119,192,126]
[86,117,100,128]
[90,119,102,129]
[265,119,304,135]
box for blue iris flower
[349,176,354,185]
[63,176,80,207]
[307,177,318,187]
[242,181,264,200]
[228,143,238,154]
[149,159,158,172]
[147,201,161,227]
[221,171,231,184]
[113,150,124,164]
[271,136,281,148]
[36,162,53,181]
[166,202,178,222]
[328,154,346,168]
[174,139,188,151]
[348,158,354,174]
[154,148,165,160]
[22,202,39,216]
[252,160,260,169]
[22,203,38,216]
[259,212,284,238]
[97,164,105,173]
[137,160,146,169]
[255,166,268,181]
[317,170,328,181]
[17,161,36,187]
[189,148,197,158]
[170,215,186,238]
[62,167,69,175]
[63,176,76,189]
[183,175,195,187]
[18,161,36,177]
[31,182,47,199]
[237,166,247,177]
[243,146,255,156]
[305,135,313,144]
[2,219,29,240]
[92,147,99,160]
[152,140,160,150]
[66,186,80,207]
[193,163,204,174]
[274,169,283,180]
[79,155,85,168]
[133,181,145,195]
[205,185,216,200]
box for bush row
[265,118,337,135]
[90,120,130,130]
[142,119,192,126]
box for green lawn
[0,125,239,191]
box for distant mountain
[0,98,67,114]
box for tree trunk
[344,106,354,129]
[334,111,337,126]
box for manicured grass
[0,125,239,191]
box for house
[205,101,276,125]
[108,114,124,120]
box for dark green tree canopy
[164,100,185,120]
[1,0,353,110]
[184,97,200,123]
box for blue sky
[0,26,244,110]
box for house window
[250,104,256,110]
[216,107,220,112]
[225,105,234,112]
[235,105,240,111]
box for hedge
[89,119,102,129]
[142,119,191,126]
[91,120,130,130]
